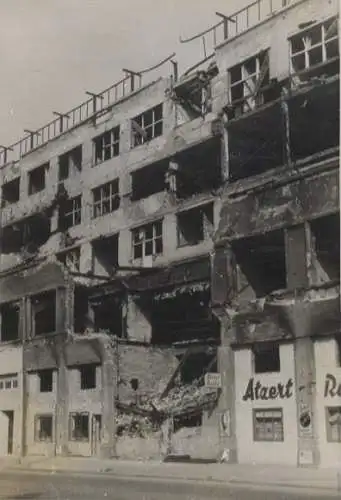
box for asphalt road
[0,471,338,500]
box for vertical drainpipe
[20,297,27,460]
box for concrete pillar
[294,336,319,467]
[55,287,66,333]
[126,296,152,343]
[218,319,238,463]
[100,336,117,458]
[79,242,93,275]
[55,340,69,456]
[285,224,308,290]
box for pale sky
[0,0,248,147]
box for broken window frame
[57,247,81,272]
[176,203,214,248]
[253,342,281,374]
[69,412,90,441]
[35,414,53,442]
[132,220,163,260]
[92,179,120,219]
[93,127,120,166]
[28,163,48,195]
[31,290,57,337]
[326,406,341,442]
[58,145,82,181]
[228,50,270,114]
[38,369,54,393]
[60,195,82,229]
[1,177,20,207]
[79,364,97,390]
[0,301,20,342]
[289,17,339,79]
[131,104,163,148]
[0,374,18,391]
[253,408,284,442]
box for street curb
[5,466,338,493]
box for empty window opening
[59,195,82,230]
[177,203,214,247]
[58,146,82,181]
[92,179,119,218]
[0,374,18,391]
[92,296,123,337]
[35,415,53,442]
[1,213,51,255]
[232,230,287,297]
[1,178,20,207]
[151,289,219,345]
[28,163,47,195]
[131,160,168,201]
[93,127,120,165]
[132,221,163,260]
[180,352,217,385]
[289,78,339,160]
[73,286,89,334]
[57,247,80,272]
[0,302,20,342]
[173,411,203,433]
[253,343,280,374]
[79,364,97,390]
[38,369,53,393]
[229,50,272,117]
[92,234,119,276]
[290,17,339,82]
[131,104,163,147]
[174,139,222,199]
[310,213,340,282]
[253,408,284,442]
[69,412,89,441]
[32,290,56,336]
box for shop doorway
[91,414,102,456]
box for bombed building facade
[0,0,339,467]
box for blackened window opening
[80,364,96,390]
[28,164,47,195]
[39,369,53,392]
[0,302,20,342]
[32,291,56,336]
[1,178,20,207]
[92,234,119,276]
[177,203,214,247]
[253,343,280,374]
[131,160,168,201]
[310,213,340,282]
[59,146,82,181]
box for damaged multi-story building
[0,0,339,467]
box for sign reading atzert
[242,378,294,401]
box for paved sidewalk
[5,456,341,492]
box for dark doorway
[3,410,14,454]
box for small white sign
[204,372,222,389]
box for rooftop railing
[0,53,177,168]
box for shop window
[229,50,270,116]
[177,203,214,247]
[173,411,203,433]
[326,407,341,442]
[132,220,163,260]
[58,145,82,181]
[28,163,48,195]
[93,127,120,166]
[92,179,119,218]
[253,343,280,374]
[253,408,284,442]
[0,374,18,391]
[1,177,20,207]
[131,104,163,147]
[0,302,20,342]
[57,247,80,272]
[32,290,56,336]
[59,195,82,230]
[290,17,339,81]
[35,414,53,442]
[131,160,168,201]
[69,412,89,441]
[79,364,96,390]
[38,369,53,393]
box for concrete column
[285,224,308,290]
[100,336,117,458]
[79,242,93,275]
[294,336,319,467]
[126,296,152,343]
[219,320,238,463]
[55,287,66,333]
[55,340,69,456]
